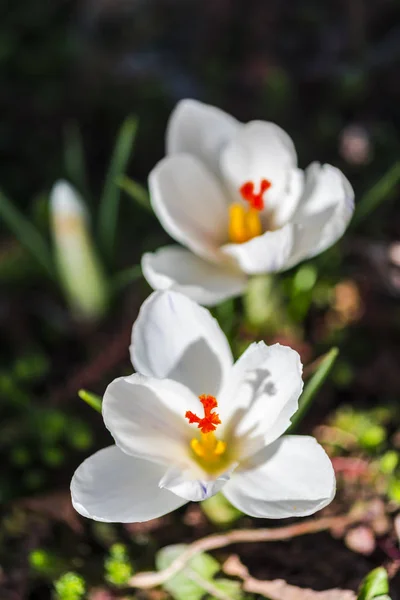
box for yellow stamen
[229,203,262,244]
[246,207,263,239]
[190,432,227,462]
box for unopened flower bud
[50,180,108,321]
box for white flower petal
[221,224,295,274]
[296,162,350,217]
[130,290,233,396]
[219,342,303,455]
[166,98,241,176]
[273,168,305,228]
[149,155,229,261]
[224,435,335,518]
[159,464,234,502]
[220,121,297,208]
[142,246,248,306]
[286,163,355,268]
[71,446,186,523]
[102,374,200,464]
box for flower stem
[244,274,297,336]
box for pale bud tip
[50,180,87,218]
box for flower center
[229,178,272,244]
[185,395,227,468]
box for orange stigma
[239,178,271,211]
[185,395,221,434]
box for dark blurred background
[2,0,400,205]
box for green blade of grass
[352,161,400,227]
[0,188,55,280]
[97,117,138,261]
[63,121,90,200]
[118,175,152,212]
[78,389,102,413]
[288,347,339,432]
[111,264,142,294]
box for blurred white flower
[71,290,335,523]
[50,181,108,320]
[142,99,355,305]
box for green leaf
[63,121,89,199]
[352,162,400,227]
[111,264,142,293]
[97,117,138,261]
[0,188,55,280]
[359,424,386,449]
[379,451,399,475]
[387,478,400,503]
[78,389,102,413]
[213,579,243,599]
[288,347,339,432]
[118,174,152,212]
[156,544,219,600]
[292,264,318,294]
[357,567,390,600]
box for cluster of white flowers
[70,99,354,524]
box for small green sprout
[104,543,133,586]
[54,572,85,600]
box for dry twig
[128,514,353,589]
[223,554,356,600]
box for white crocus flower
[142,99,355,305]
[71,290,335,523]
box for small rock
[345,525,376,555]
